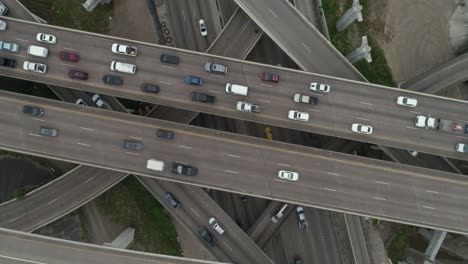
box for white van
[225,83,248,96]
[146,159,164,171]
[110,61,136,74]
[27,45,48,58]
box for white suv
[288,110,309,122]
[208,217,224,235]
[110,61,136,74]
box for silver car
[204,62,227,74]
[0,41,19,53]
[39,126,58,137]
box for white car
[396,96,417,107]
[199,19,208,37]
[208,217,224,235]
[277,170,299,181]
[456,143,468,153]
[92,94,108,108]
[0,1,8,16]
[75,98,87,106]
[0,20,7,31]
[407,150,418,157]
[23,61,47,73]
[288,110,309,122]
[351,123,373,134]
[36,33,56,44]
[111,43,138,56]
[310,82,330,93]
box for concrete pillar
[336,0,363,32]
[425,230,447,262]
[103,227,135,249]
[83,0,111,12]
[346,36,372,64]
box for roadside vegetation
[97,176,182,256]
[20,0,113,33]
[387,226,416,263]
[322,0,396,87]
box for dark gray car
[171,162,197,176]
[141,83,160,93]
[39,126,58,137]
[198,227,216,246]
[157,129,176,140]
[23,106,44,117]
[160,54,179,64]
[122,139,144,151]
[165,192,181,208]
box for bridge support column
[425,229,447,262]
[103,227,135,249]
[82,0,112,12]
[336,0,363,32]
[346,36,372,64]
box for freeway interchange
[0,17,467,161]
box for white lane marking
[182,12,186,22]
[456,135,468,139]
[267,8,278,18]
[129,136,142,140]
[112,56,125,61]
[29,133,41,137]
[422,205,436,210]
[226,154,240,158]
[258,99,271,103]
[274,179,287,183]
[0,254,47,264]
[178,145,192,149]
[327,172,340,176]
[323,188,336,192]
[13,54,26,58]
[76,142,91,147]
[224,170,238,174]
[84,177,95,184]
[208,90,221,94]
[458,120,468,123]
[32,118,44,122]
[376,181,389,185]
[372,197,386,201]
[223,242,233,252]
[190,207,199,217]
[277,163,290,167]
[64,47,78,51]
[241,21,250,32]
[356,117,370,121]
[307,108,320,112]
[125,152,140,156]
[6,216,20,223]
[410,111,421,114]
[359,102,373,106]
[47,199,57,205]
[80,127,94,131]
[60,63,74,67]
[406,126,418,130]
[161,65,175,70]
[260,83,272,87]
[301,42,312,53]
[16,38,29,42]
[158,81,172,85]
[210,74,225,78]
[425,190,439,194]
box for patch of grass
[322,0,396,86]
[77,208,91,242]
[388,226,416,263]
[9,186,31,199]
[98,176,182,256]
[21,0,113,33]
[0,150,63,177]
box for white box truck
[146,159,164,171]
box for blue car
[184,75,204,86]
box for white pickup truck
[236,101,261,113]
[293,93,318,105]
[146,159,164,171]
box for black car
[141,83,160,93]
[157,129,176,140]
[122,139,144,151]
[171,162,198,176]
[0,57,15,68]
[39,126,58,137]
[102,74,123,86]
[190,92,215,104]
[23,105,44,117]
[198,227,216,246]
[165,192,181,208]
[160,54,179,64]
[69,70,88,80]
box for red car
[261,72,280,82]
[59,51,79,62]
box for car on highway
[23,106,44,117]
[165,192,181,208]
[0,56,15,68]
[92,94,109,108]
[59,51,79,62]
[75,98,87,106]
[264,127,273,140]
[288,110,309,122]
[261,72,280,82]
[184,75,204,86]
[199,19,208,37]
[102,74,123,86]
[293,93,318,105]
[110,61,136,74]
[36,33,56,44]
[171,162,198,176]
[140,83,160,93]
[208,217,225,235]
[157,129,176,140]
[271,203,288,223]
[198,227,216,246]
[0,41,19,53]
[0,2,8,15]
[456,143,468,153]
[111,43,137,56]
[39,126,58,137]
[190,92,215,104]
[160,54,179,64]
[23,61,47,73]
[0,20,7,31]
[122,139,144,151]
[351,123,373,134]
[69,70,88,80]
[396,96,417,107]
[310,82,330,93]
[296,206,308,230]
[407,150,418,157]
[277,170,299,181]
[204,62,227,74]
